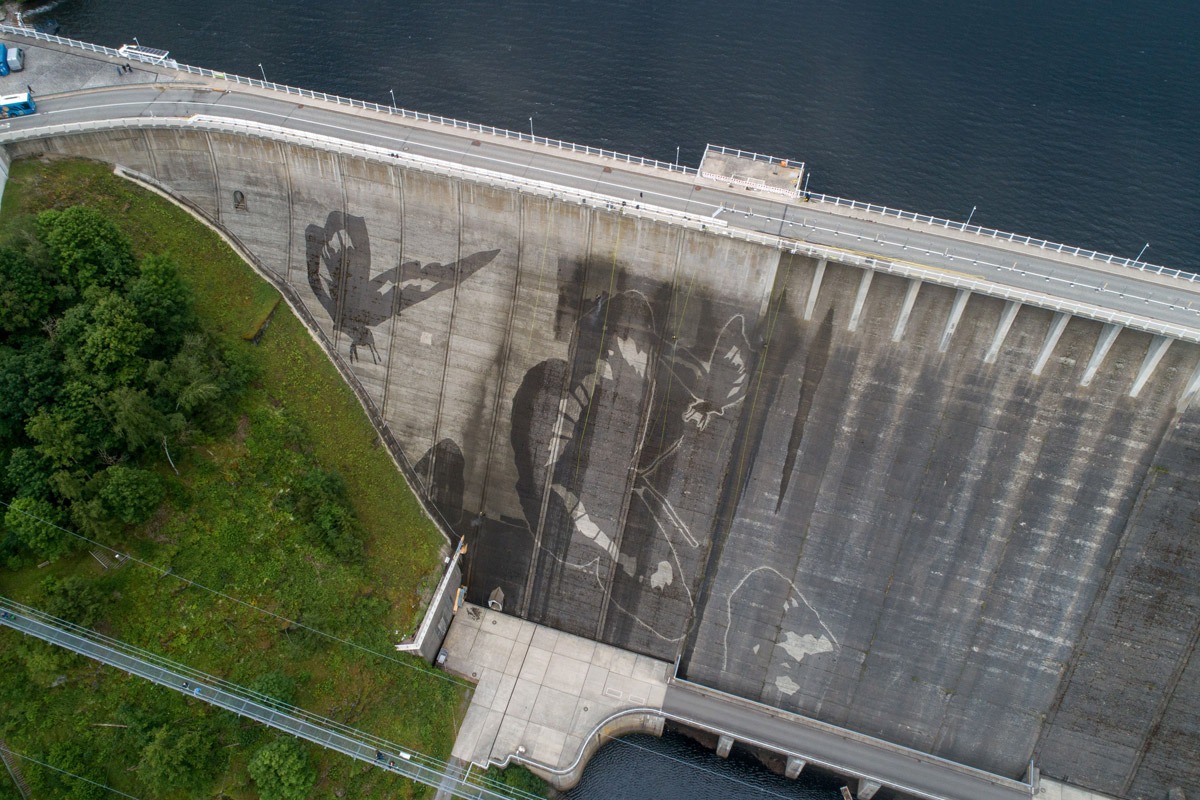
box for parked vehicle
[6,46,24,72]
[0,92,36,117]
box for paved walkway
[441,604,669,780]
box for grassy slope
[0,158,467,799]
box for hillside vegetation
[0,158,466,800]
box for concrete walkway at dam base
[440,603,670,789]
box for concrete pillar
[984,300,1021,364]
[856,778,882,800]
[1179,359,1200,409]
[1129,336,1172,398]
[938,289,971,353]
[891,279,921,342]
[803,258,827,321]
[848,269,874,332]
[1033,312,1070,376]
[716,735,734,758]
[785,756,806,779]
[1080,323,1121,387]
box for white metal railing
[705,143,804,172]
[701,170,799,199]
[4,114,1196,345]
[798,189,1193,282]
[0,23,697,179]
[0,115,726,237]
[3,23,1190,284]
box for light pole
[389,88,396,108]
[675,145,680,166]
[1135,242,1150,264]
[529,117,534,139]
[133,36,141,48]
[966,205,977,226]
[258,63,267,83]
[802,171,811,195]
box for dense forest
[0,205,248,557]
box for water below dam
[32,1,1200,797]
[564,732,844,800]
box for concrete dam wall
[11,127,1200,799]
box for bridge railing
[705,143,805,171]
[0,23,698,179]
[797,189,1194,282]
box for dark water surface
[37,1,1199,796]
[45,0,1200,270]
[565,732,843,800]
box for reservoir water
[43,0,1200,270]
[37,1,1200,796]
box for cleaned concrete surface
[441,604,668,774]
[1039,779,1123,800]
[4,29,1200,800]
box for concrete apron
[439,603,669,790]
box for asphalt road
[3,82,1200,341]
[0,600,518,800]
[663,682,1033,800]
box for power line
[1,602,545,800]
[0,743,146,800]
[0,498,472,689]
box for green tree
[100,387,169,454]
[0,342,63,441]
[26,408,89,469]
[248,670,297,709]
[4,447,53,499]
[37,205,136,292]
[153,333,227,414]
[36,741,105,800]
[248,738,316,800]
[38,575,106,627]
[129,254,195,355]
[98,464,164,525]
[137,726,218,794]
[3,496,71,559]
[0,245,58,333]
[78,292,151,386]
[282,468,363,562]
